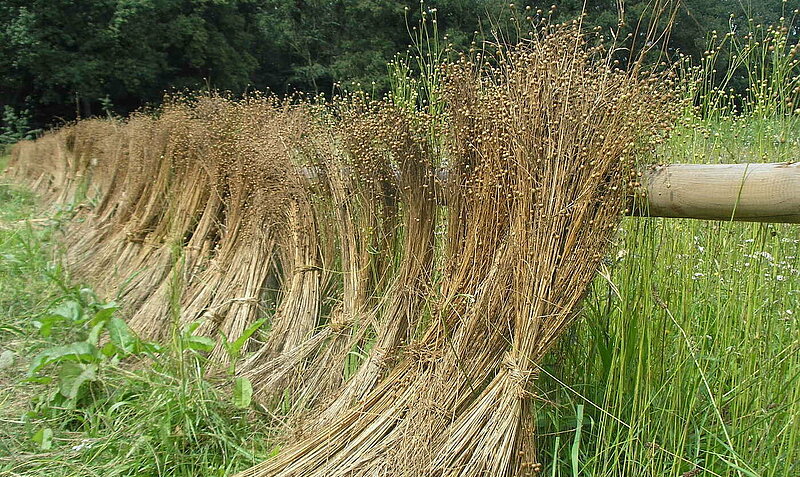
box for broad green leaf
[137,341,165,354]
[58,362,97,399]
[183,320,202,335]
[29,342,96,374]
[229,318,267,358]
[32,427,53,450]
[32,314,68,338]
[186,335,215,353]
[89,303,117,327]
[232,377,253,408]
[86,320,106,346]
[100,342,118,357]
[48,301,82,322]
[107,316,135,354]
[22,375,52,385]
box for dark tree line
[0,0,789,133]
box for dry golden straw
[5,24,677,476]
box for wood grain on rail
[635,162,800,223]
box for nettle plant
[27,288,159,410]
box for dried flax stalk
[8,97,324,361]
[240,100,410,408]
[236,26,676,477]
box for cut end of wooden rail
[632,162,800,224]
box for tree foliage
[0,0,792,131]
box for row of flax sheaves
[7,26,676,477]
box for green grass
[535,118,800,477]
[0,165,278,477]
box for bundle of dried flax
[236,25,676,477]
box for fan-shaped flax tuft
[237,95,438,413]
[8,95,317,359]
[234,25,677,477]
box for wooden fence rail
[636,162,800,223]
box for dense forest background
[0,0,791,136]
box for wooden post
[635,162,800,223]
